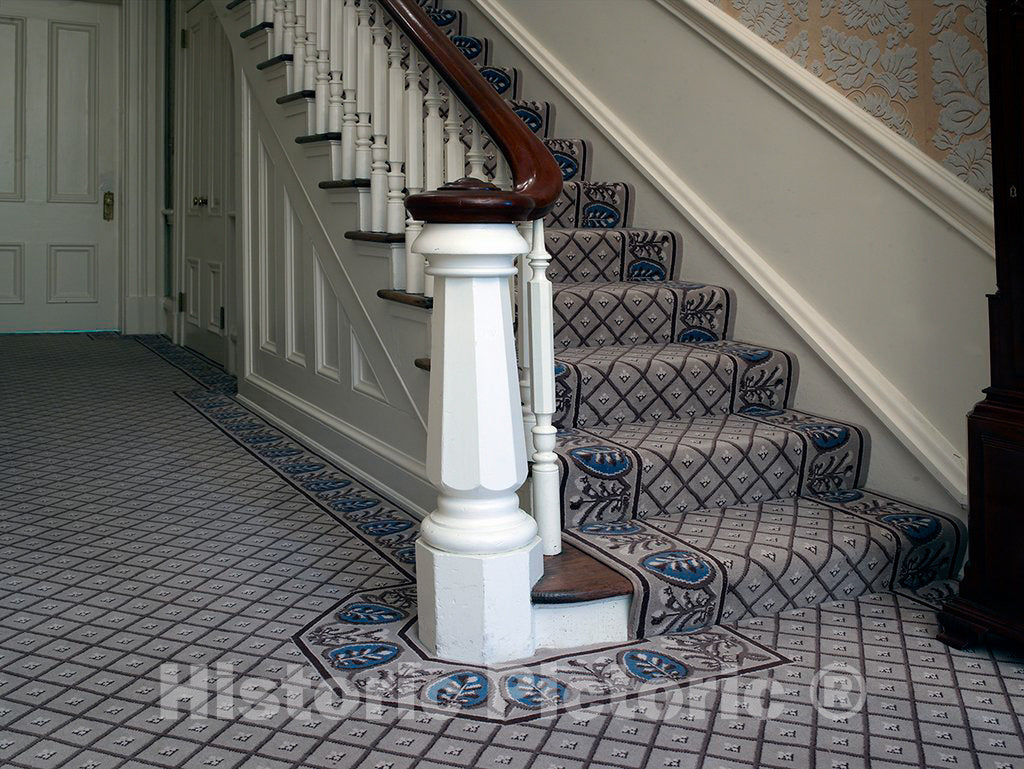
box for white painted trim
[239,371,431,518]
[469,0,969,502]
[120,0,165,334]
[534,596,631,650]
[659,0,994,257]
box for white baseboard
[240,371,434,518]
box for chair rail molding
[467,0,972,502]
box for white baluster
[304,0,318,95]
[466,119,486,180]
[518,222,534,457]
[327,0,343,178]
[369,4,388,232]
[303,0,317,134]
[314,0,331,134]
[355,0,372,184]
[421,69,444,297]
[444,95,465,183]
[272,0,286,57]
[493,152,511,191]
[386,27,406,237]
[292,0,307,96]
[525,219,561,556]
[404,46,425,294]
[415,221,541,665]
[341,0,357,179]
[283,0,296,89]
[423,70,444,192]
[252,0,263,27]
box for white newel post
[414,221,542,665]
[526,219,562,556]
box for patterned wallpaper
[708,0,991,198]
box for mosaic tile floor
[1,334,1022,769]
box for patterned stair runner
[264,0,969,642]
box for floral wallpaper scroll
[707,0,991,198]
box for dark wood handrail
[378,0,562,223]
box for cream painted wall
[458,0,995,513]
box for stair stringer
[215,5,435,516]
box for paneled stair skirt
[173,378,962,725]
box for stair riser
[547,182,634,229]
[554,342,795,429]
[546,228,679,283]
[555,410,866,527]
[552,282,732,350]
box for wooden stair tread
[256,53,292,70]
[531,543,632,604]
[320,179,371,189]
[345,230,403,242]
[277,90,315,104]
[377,289,433,309]
[414,357,430,371]
[297,132,342,144]
[226,0,249,9]
[240,21,271,38]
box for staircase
[215,0,966,661]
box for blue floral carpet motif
[296,584,787,724]
[180,387,788,723]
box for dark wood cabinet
[937,0,1024,650]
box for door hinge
[180,29,189,49]
[219,306,226,330]
[178,291,185,312]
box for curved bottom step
[559,491,965,640]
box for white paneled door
[0,0,120,332]
[180,0,233,365]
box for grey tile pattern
[0,334,1020,768]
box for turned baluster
[304,0,319,95]
[325,0,343,178]
[493,153,511,191]
[526,219,561,555]
[444,95,465,183]
[283,0,296,89]
[293,0,308,96]
[354,0,373,188]
[341,0,357,180]
[272,0,286,58]
[404,46,425,294]
[369,3,389,232]
[386,27,407,239]
[423,70,444,192]
[314,0,331,134]
[466,119,486,180]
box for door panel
[0,0,120,332]
[180,0,233,364]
